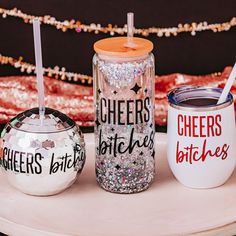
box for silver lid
[167,86,233,111]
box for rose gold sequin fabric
[0,67,233,127]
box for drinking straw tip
[125,12,136,48]
[127,12,134,38]
[217,62,236,104]
[33,18,45,121]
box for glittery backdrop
[0,66,234,128]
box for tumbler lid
[94,37,153,58]
[4,107,75,133]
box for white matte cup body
[167,89,236,188]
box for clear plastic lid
[5,107,75,133]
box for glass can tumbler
[167,86,236,188]
[93,37,155,193]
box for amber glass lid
[94,37,153,58]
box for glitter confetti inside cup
[93,36,155,193]
[0,107,86,196]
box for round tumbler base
[9,178,77,197]
[96,177,154,194]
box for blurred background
[0,0,236,79]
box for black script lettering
[98,128,155,157]
[49,149,84,174]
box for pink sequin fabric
[0,66,233,126]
